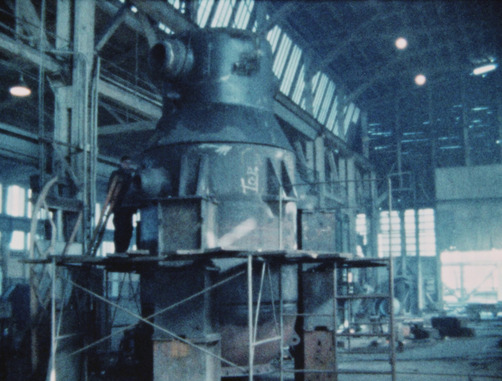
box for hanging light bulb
[9,74,31,97]
[414,74,426,86]
[395,37,408,50]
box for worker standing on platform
[108,155,136,253]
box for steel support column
[73,0,96,253]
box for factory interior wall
[435,164,502,307]
[435,164,502,252]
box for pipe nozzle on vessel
[149,39,194,81]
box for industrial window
[291,64,305,104]
[352,107,361,125]
[300,94,307,111]
[10,230,26,250]
[404,210,418,256]
[279,45,301,95]
[418,209,436,256]
[26,189,33,218]
[309,72,321,110]
[375,208,436,258]
[318,81,335,124]
[197,0,215,27]
[379,210,401,257]
[96,203,115,231]
[6,185,26,217]
[158,22,173,34]
[231,0,254,29]
[210,0,236,28]
[441,250,502,307]
[326,95,339,132]
[343,103,356,137]
[356,214,367,237]
[167,0,183,11]
[100,241,115,257]
[198,0,253,29]
[36,206,50,220]
[312,73,328,117]
[272,33,292,79]
[266,25,282,54]
[356,213,368,257]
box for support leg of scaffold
[248,254,254,380]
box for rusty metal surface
[153,335,221,381]
[299,210,338,252]
[140,266,217,338]
[303,330,336,381]
[302,270,338,331]
[138,143,297,252]
[157,198,217,252]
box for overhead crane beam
[98,79,162,119]
[98,120,156,135]
[0,34,60,73]
[0,122,39,167]
[0,121,116,184]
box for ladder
[87,176,122,256]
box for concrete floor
[4,316,500,380]
[335,319,502,381]
[255,318,502,381]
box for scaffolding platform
[23,248,356,270]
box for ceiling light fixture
[395,37,408,50]
[472,62,498,76]
[414,74,426,86]
[9,74,31,97]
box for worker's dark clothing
[108,167,135,253]
[112,208,135,253]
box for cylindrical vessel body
[139,29,296,253]
[138,29,299,375]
